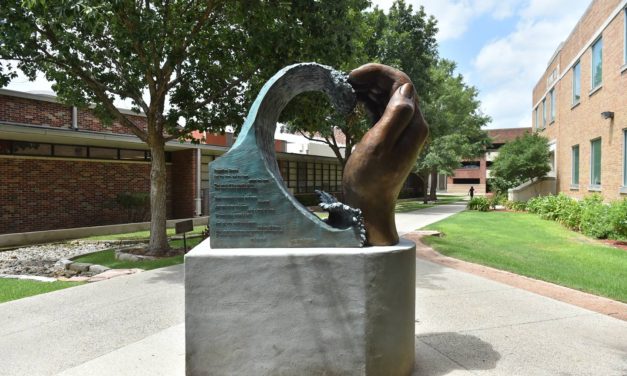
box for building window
[542,98,546,128]
[89,147,118,160]
[12,141,52,156]
[460,161,480,169]
[54,144,88,158]
[590,138,602,187]
[591,37,603,90]
[120,149,147,161]
[534,107,539,130]
[452,178,480,185]
[549,89,556,122]
[572,61,581,104]
[571,145,579,186]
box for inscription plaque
[210,63,363,248]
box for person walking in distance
[469,186,475,199]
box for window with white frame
[591,37,603,89]
[572,61,581,104]
[549,89,556,122]
[572,145,580,186]
[590,138,602,187]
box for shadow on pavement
[142,264,184,286]
[414,332,501,375]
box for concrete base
[185,239,416,376]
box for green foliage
[0,0,371,253]
[415,58,491,200]
[580,195,612,239]
[423,211,627,302]
[490,133,551,193]
[116,192,150,222]
[488,193,506,209]
[467,197,490,211]
[504,200,527,211]
[525,194,626,240]
[608,199,627,239]
[282,0,439,167]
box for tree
[0,0,369,255]
[416,59,491,202]
[489,133,551,194]
[282,0,439,167]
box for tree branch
[37,23,148,141]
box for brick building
[0,89,422,235]
[444,127,531,195]
[532,0,627,200]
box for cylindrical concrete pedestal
[185,239,416,376]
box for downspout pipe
[195,148,202,216]
[71,106,78,130]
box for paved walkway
[1,203,626,375]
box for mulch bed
[599,239,627,251]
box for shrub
[116,192,150,222]
[489,193,507,209]
[608,199,627,239]
[505,200,527,211]
[467,197,490,211]
[580,194,612,239]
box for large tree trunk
[421,172,429,204]
[429,169,438,201]
[147,138,170,256]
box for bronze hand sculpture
[343,64,429,246]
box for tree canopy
[0,0,370,254]
[490,133,551,193]
[281,0,438,167]
[416,58,491,201]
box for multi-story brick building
[0,89,423,235]
[532,0,627,200]
[444,127,531,195]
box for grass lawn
[84,225,206,241]
[72,236,203,270]
[423,210,627,302]
[0,279,83,304]
[395,195,465,213]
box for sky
[5,0,593,130]
[371,0,592,129]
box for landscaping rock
[68,263,92,272]
[412,230,442,237]
[88,264,110,274]
[0,240,144,277]
[115,250,157,262]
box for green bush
[580,194,612,239]
[467,197,490,211]
[489,193,506,209]
[504,200,527,211]
[522,193,626,240]
[608,199,627,239]
[116,192,150,222]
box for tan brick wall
[533,0,627,200]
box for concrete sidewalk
[1,204,626,375]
